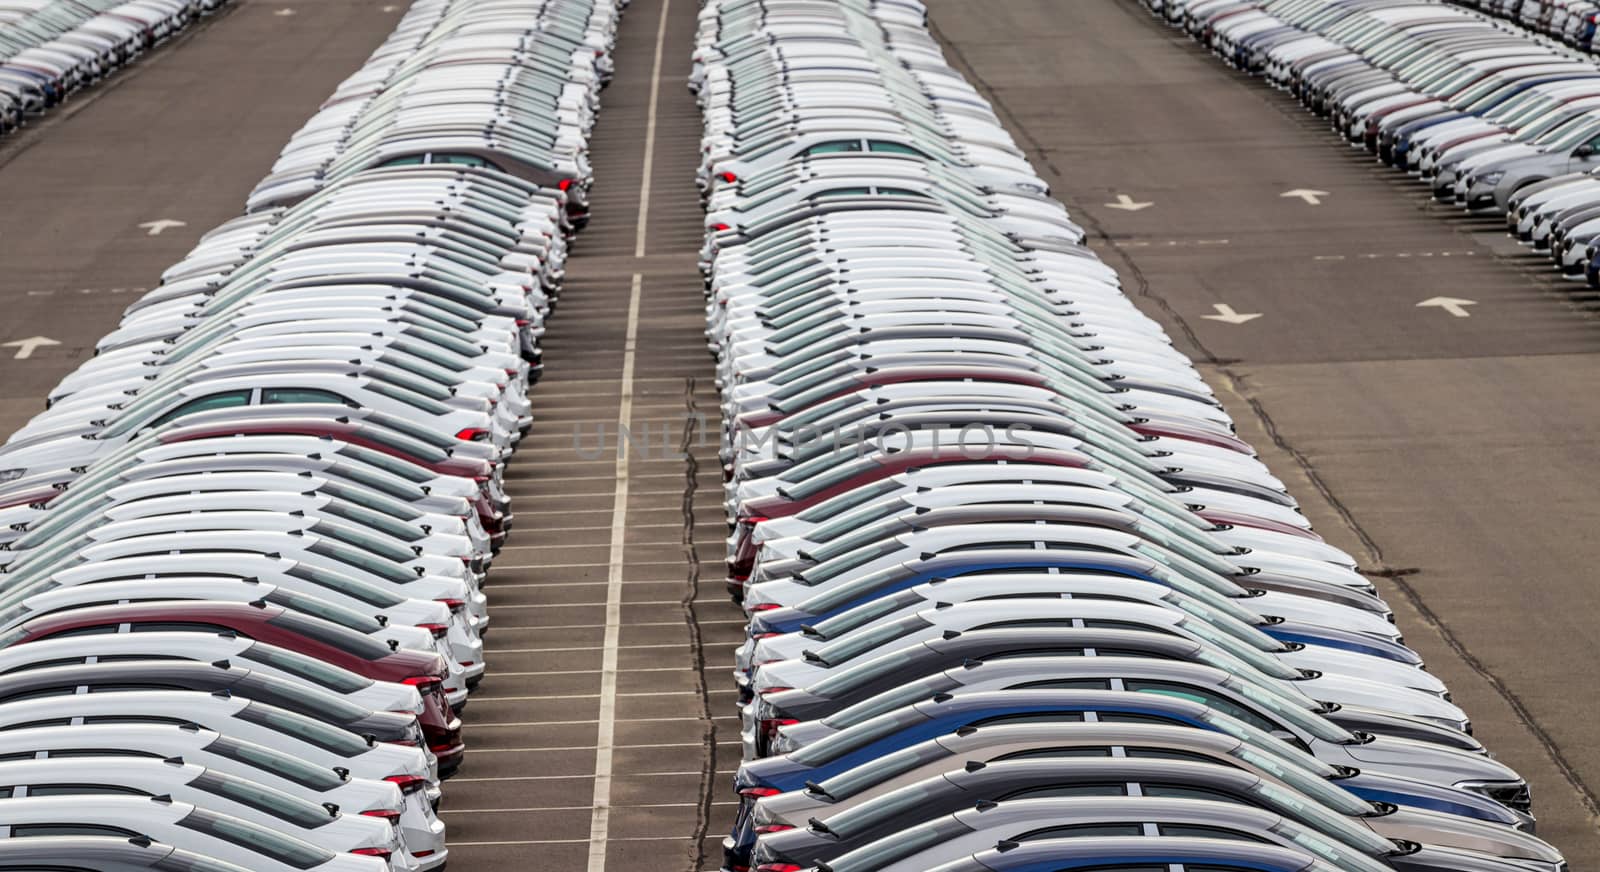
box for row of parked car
[1159,0,1600,287]
[0,0,618,869]
[1451,0,1600,53]
[0,0,224,136]
[692,0,1570,870]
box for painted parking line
[588,271,644,872]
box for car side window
[994,747,1115,761]
[1143,784,1243,803]
[148,389,253,429]
[971,712,1085,727]
[1012,678,1116,691]
[129,622,236,634]
[867,140,928,157]
[12,823,142,838]
[1000,783,1127,800]
[1124,747,1219,764]
[1019,822,1146,840]
[40,626,118,638]
[1158,824,1267,843]
[1123,680,1281,733]
[26,783,151,797]
[804,139,863,155]
[261,388,348,405]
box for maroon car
[0,600,465,775]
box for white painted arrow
[2,336,59,360]
[273,7,296,16]
[1280,188,1329,206]
[1202,304,1263,325]
[1104,194,1154,212]
[1417,296,1476,317]
[137,219,186,236]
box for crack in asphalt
[929,0,1600,826]
[680,375,717,872]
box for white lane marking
[1104,194,1154,211]
[444,801,739,814]
[490,599,684,609]
[1117,239,1229,249]
[589,272,644,871]
[1313,250,1476,261]
[633,0,671,258]
[1280,188,1328,205]
[1201,304,1263,325]
[480,643,688,654]
[2,337,60,359]
[273,7,296,16]
[137,219,185,236]
[1416,296,1476,317]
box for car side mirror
[1578,144,1596,158]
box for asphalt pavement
[3,0,1599,868]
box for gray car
[749,757,1560,871]
[820,796,1539,872]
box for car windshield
[821,778,947,840]
[810,614,932,667]
[788,706,926,766]
[826,675,954,729]
[1247,779,1395,856]
[266,610,393,660]
[798,540,905,586]
[793,479,902,524]
[177,806,336,868]
[816,739,952,800]
[284,563,404,609]
[808,588,926,642]
[188,769,333,828]
[202,735,345,790]
[237,703,370,756]
[335,445,432,483]
[239,642,372,694]
[808,646,930,699]
[1174,617,1300,681]
[317,480,423,521]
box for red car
[0,600,465,775]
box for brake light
[353,847,393,860]
[361,809,402,825]
[743,515,769,526]
[559,178,573,191]
[748,603,781,612]
[417,622,450,639]
[753,632,782,640]
[404,675,444,693]
[385,774,428,794]
[437,598,468,613]
[754,824,795,835]
[760,717,798,745]
[760,687,792,695]
[738,786,780,799]
[711,222,731,231]
[721,171,737,182]
[456,427,491,442]
[430,742,459,754]
[756,864,803,872]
